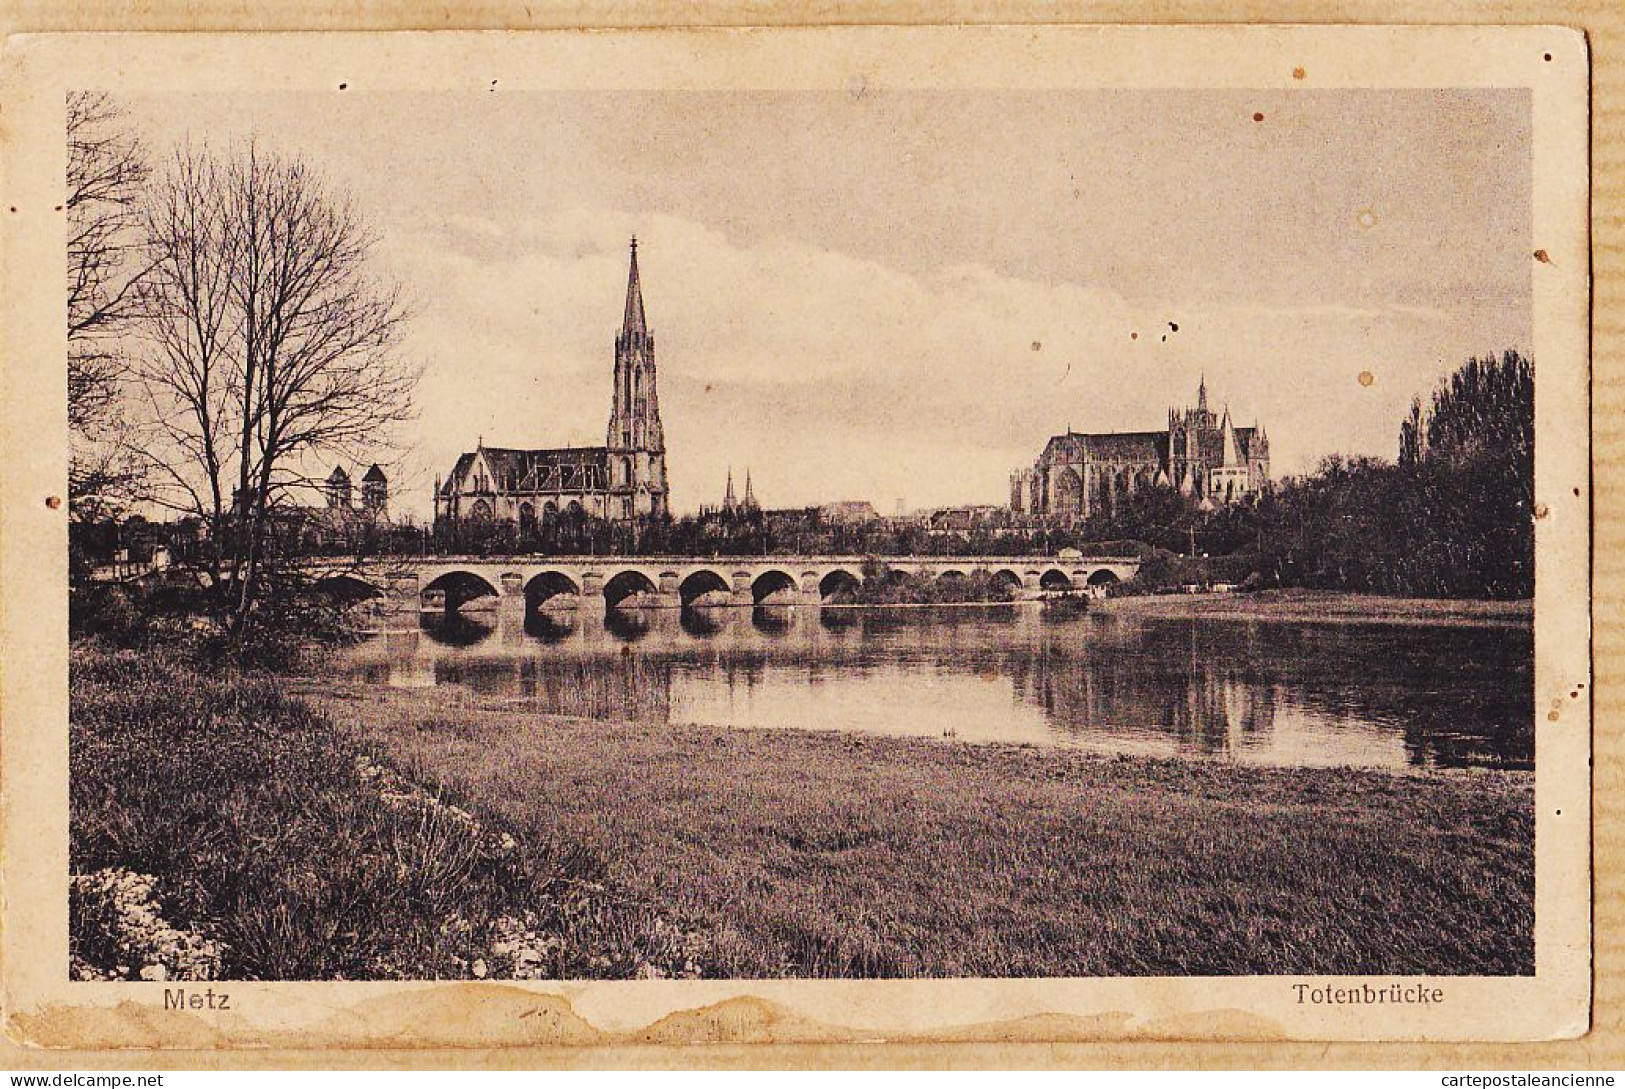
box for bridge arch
[525,571,581,611]
[603,569,659,608]
[818,568,862,602]
[678,569,732,606]
[422,570,500,612]
[991,568,1023,595]
[1039,568,1075,591]
[1086,569,1122,590]
[751,569,799,604]
[313,574,384,603]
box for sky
[121,88,1531,519]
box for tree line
[1080,350,1535,600]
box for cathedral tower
[606,237,669,518]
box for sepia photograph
[0,24,1592,1050]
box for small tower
[723,467,737,514]
[362,464,389,514]
[326,466,352,509]
[743,468,758,513]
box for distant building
[307,463,394,549]
[817,500,881,525]
[923,505,1007,533]
[435,238,670,535]
[1010,376,1270,522]
[361,464,389,514]
[325,466,353,509]
[700,467,760,518]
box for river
[327,601,1533,772]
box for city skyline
[119,88,1532,519]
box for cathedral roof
[362,463,387,482]
[326,465,350,483]
[1044,429,1168,459]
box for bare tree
[67,92,151,525]
[133,143,417,634]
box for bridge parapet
[304,553,1141,611]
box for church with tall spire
[1008,376,1270,523]
[435,238,671,536]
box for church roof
[362,463,387,482]
[622,237,646,335]
[326,466,350,483]
[442,446,611,495]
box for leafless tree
[67,92,151,524]
[133,142,418,634]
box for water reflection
[604,607,652,643]
[338,605,1533,771]
[419,611,495,647]
[522,610,577,643]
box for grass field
[312,679,1534,978]
[70,640,1535,981]
[1100,588,1533,627]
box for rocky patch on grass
[70,868,225,982]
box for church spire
[1197,373,1209,415]
[622,236,646,336]
[744,468,757,511]
[724,467,736,512]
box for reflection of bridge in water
[308,554,1141,614]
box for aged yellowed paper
[0,17,1599,1063]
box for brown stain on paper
[12,990,1290,1051]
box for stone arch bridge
[304,554,1142,614]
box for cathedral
[434,239,670,533]
[1010,378,1270,522]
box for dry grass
[319,682,1536,978]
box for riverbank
[69,645,708,981]
[310,677,1532,978]
[1099,588,1532,627]
[70,642,1534,979]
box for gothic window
[519,503,536,534]
[469,499,493,523]
[1055,468,1083,515]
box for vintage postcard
[0,25,1592,1051]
